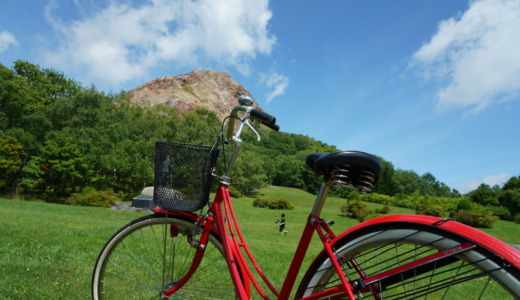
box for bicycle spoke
[92,215,237,299]
[297,225,520,299]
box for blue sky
[1,0,519,193]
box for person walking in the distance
[279,213,287,235]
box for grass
[1,186,519,299]
[0,198,142,299]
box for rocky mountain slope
[128,70,261,120]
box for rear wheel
[296,222,520,299]
[92,214,236,299]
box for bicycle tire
[296,221,520,299]
[92,214,237,299]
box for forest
[1,60,520,226]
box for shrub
[228,186,244,198]
[360,213,379,222]
[65,188,121,207]
[341,200,371,222]
[416,203,445,217]
[486,206,511,221]
[252,197,269,208]
[346,190,361,200]
[267,198,295,210]
[375,205,390,214]
[252,197,294,210]
[456,198,473,211]
[361,193,395,206]
[451,211,498,228]
[394,195,417,209]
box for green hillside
[1,60,520,226]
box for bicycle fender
[331,214,520,269]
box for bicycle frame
[157,178,360,299]
[157,180,520,299]
[215,182,360,300]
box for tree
[176,108,220,145]
[20,158,45,193]
[13,60,80,104]
[394,169,422,195]
[372,157,399,196]
[231,155,268,196]
[503,176,520,191]
[467,183,499,206]
[37,131,88,193]
[0,136,25,193]
[0,63,33,128]
[499,189,520,217]
[299,163,322,195]
[272,156,305,188]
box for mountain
[128,70,261,120]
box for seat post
[311,183,331,217]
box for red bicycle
[92,95,520,299]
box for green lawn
[0,198,141,299]
[1,187,519,299]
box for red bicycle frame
[212,182,358,300]
[158,180,357,299]
[158,180,520,299]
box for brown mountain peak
[128,70,260,120]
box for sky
[1,0,519,194]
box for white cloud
[410,0,520,114]
[457,172,510,194]
[0,31,18,53]
[261,71,290,103]
[42,0,276,88]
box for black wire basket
[153,141,219,212]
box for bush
[416,203,445,217]
[515,214,520,223]
[456,198,473,211]
[361,193,395,206]
[65,188,121,207]
[228,186,244,198]
[360,213,379,222]
[394,194,417,209]
[486,206,511,221]
[252,197,269,208]
[375,205,390,214]
[346,190,361,200]
[252,197,294,210]
[267,198,295,210]
[341,200,371,222]
[451,211,498,228]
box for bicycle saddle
[306,151,382,191]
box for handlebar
[221,95,280,180]
[225,95,279,142]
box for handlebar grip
[251,108,280,131]
[251,108,276,124]
[268,123,280,132]
[251,108,279,131]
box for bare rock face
[128,70,260,120]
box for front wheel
[296,221,520,299]
[92,214,236,299]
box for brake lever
[251,119,269,140]
[245,120,261,142]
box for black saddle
[306,151,382,190]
